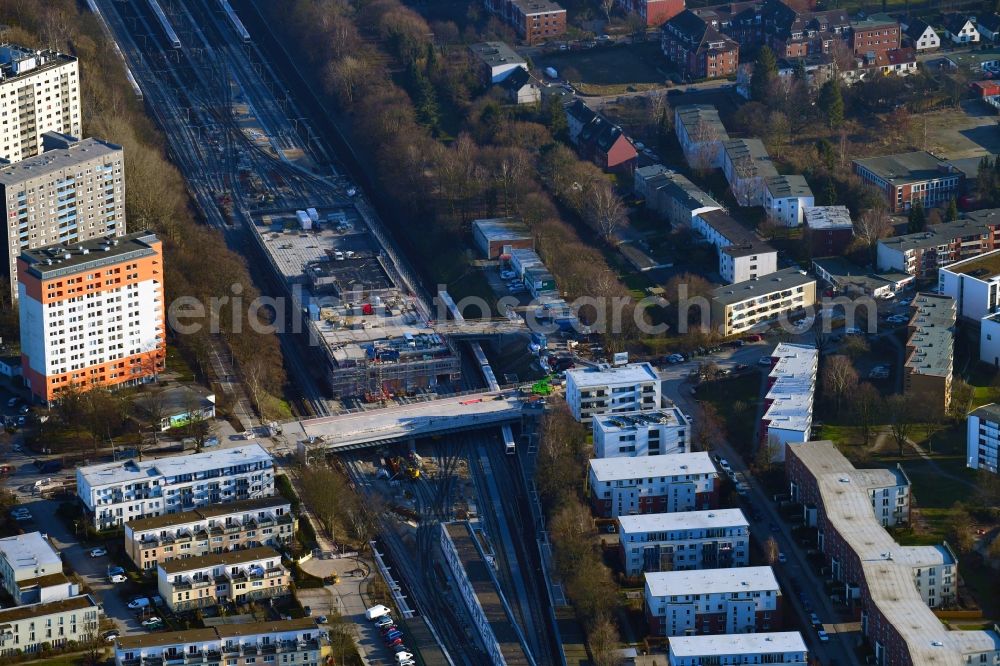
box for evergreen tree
[907,200,926,233]
[751,46,778,102]
[819,79,844,129]
[541,95,568,141]
[821,177,837,206]
[792,58,807,82]
[815,139,836,170]
[946,197,959,222]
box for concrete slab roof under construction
[248,206,461,400]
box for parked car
[102,630,120,642]
[666,353,684,364]
[375,616,394,628]
[89,547,107,558]
[758,356,772,366]
[845,327,863,335]
[395,653,414,664]
[809,613,822,627]
[500,270,516,280]
[817,629,829,642]
[109,574,127,584]
[777,552,787,563]
[128,598,150,610]
[141,617,162,628]
[6,397,19,407]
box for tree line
[0,1,288,417]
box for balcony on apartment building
[221,639,321,657]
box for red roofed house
[565,100,638,172]
[617,0,686,27]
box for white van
[365,604,390,621]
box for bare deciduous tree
[885,395,916,457]
[854,203,893,264]
[821,355,858,415]
[585,182,627,243]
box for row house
[588,452,718,518]
[482,0,566,44]
[759,343,818,462]
[661,10,740,80]
[784,441,1000,665]
[156,546,290,612]
[564,100,638,172]
[114,619,329,666]
[76,444,274,530]
[618,508,750,577]
[729,0,850,58]
[124,497,296,571]
[565,362,660,424]
[645,566,781,637]
[904,293,955,418]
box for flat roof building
[0,46,81,164]
[853,151,963,213]
[691,209,778,284]
[471,217,533,259]
[565,362,660,424]
[759,343,818,462]
[0,532,76,604]
[1,134,125,301]
[77,444,274,530]
[967,403,1000,475]
[812,256,913,299]
[668,632,808,665]
[618,508,750,577]
[156,546,289,612]
[588,452,718,518]
[645,566,781,637]
[592,408,688,458]
[937,249,1000,321]
[804,205,855,256]
[711,268,817,337]
[468,42,527,83]
[765,174,814,228]
[439,521,532,665]
[18,231,163,403]
[124,497,296,571]
[785,441,999,664]
[876,211,1000,277]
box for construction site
[249,205,462,401]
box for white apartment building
[618,508,750,576]
[760,343,818,462]
[691,209,778,284]
[668,632,809,666]
[592,408,688,458]
[764,175,814,228]
[937,250,1000,321]
[156,546,290,612]
[0,595,100,657]
[18,231,164,403]
[0,532,77,604]
[588,452,718,518]
[565,362,660,424]
[0,46,81,164]
[0,134,125,301]
[76,444,275,530]
[674,104,729,170]
[967,403,1000,474]
[645,566,781,637]
[980,312,1000,368]
[711,269,817,337]
[721,138,779,207]
[114,618,329,666]
[124,497,296,570]
[634,165,723,227]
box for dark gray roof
[904,18,934,40]
[853,151,957,185]
[712,267,815,305]
[20,231,159,280]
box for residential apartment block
[618,508,750,576]
[937,249,1000,321]
[633,165,723,228]
[76,444,275,530]
[721,138,779,207]
[114,619,329,666]
[904,293,955,417]
[617,0,685,26]
[565,362,660,424]
[710,268,817,337]
[0,134,125,301]
[804,206,855,256]
[729,0,850,58]
[853,151,963,213]
[764,175,814,227]
[592,408,688,458]
[124,497,296,571]
[967,403,1000,475]
[0,595,100,657]
[667,632,808,666]
[759,343,817,462]
[0,46,81,164]
[18,231,164,403]
[812,256,912,299]
[0,532,77,605]
[850,14,901,55]
[157,546,290,612]
[661,11,740,81]
[645,566,781,637]
[674,105,730,170]
[691,209,778,284]
[588,452,718,518]
[875,210,1000,276]
[784,441,1000,665]
[483,0,566,44]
